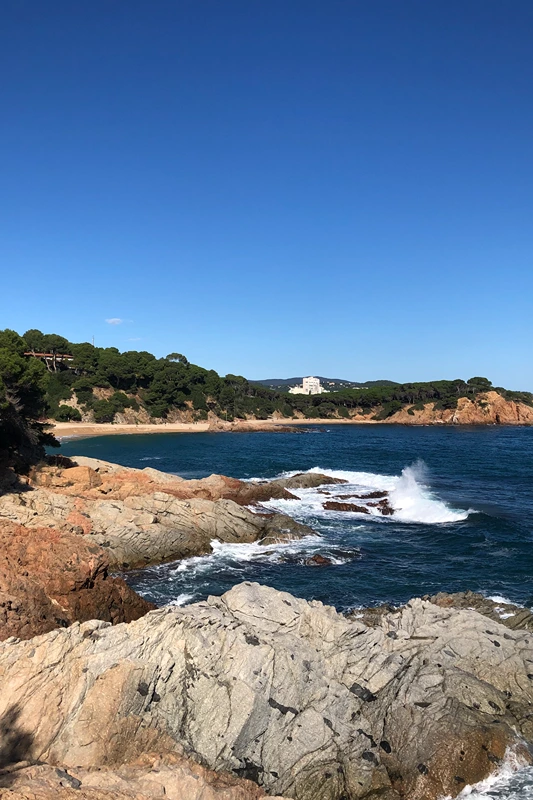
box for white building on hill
[288,376,325,395]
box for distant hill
[251,377,400,392]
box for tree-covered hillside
[19,329,285,423]
[3,329,532,428]
[0,330,57,470]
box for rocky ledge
[0,753,284,800]
[0,458,327,575]
[0,458,335,641]
[1,582,533,800]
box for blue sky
[1,1,532,388]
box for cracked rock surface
[0,753,284,800]
[0,459,316,570]
[1,582,532,800]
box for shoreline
[49,418,377,439]
[48,416,531,440]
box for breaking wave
[127,460,475,612]
[257,461,471,524]
[129,535,362,607]
[440,747,533,799]
[172,535,356,576]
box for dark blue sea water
[58,425,533,797]
[59,425,533,611]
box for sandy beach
[49,418,368,439]
[51,421,211,438]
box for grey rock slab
[1,583,532,799]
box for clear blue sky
[1,1,532,388]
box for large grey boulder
[0,583,532,800]
[89,496,316,568]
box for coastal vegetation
[1,329,532,437]
[0,329,57,469]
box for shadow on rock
[0,703,34,786]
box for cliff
[386,390,533,425]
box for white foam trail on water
[439,747,533,799]
[170,535,326,576]
[257,462,470,524]
[159,534,360,608]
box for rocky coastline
[1,457,533,800]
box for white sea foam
[256,462,470,524]
[389,463,469,523]
[170,535,327,575]
[488,594,515,605]
[168,593,196,606]
[439,747,533,799]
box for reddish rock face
[29,463,297,505]
[0,521,153,641]
[305,554,333,566]
[0,753,281,800]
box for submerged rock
[304,554,333,566]
[323,498,394,516]
[368,498,394,515]
[1,582,532,800]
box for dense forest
[0,329,57,470]
[1,329,532,446]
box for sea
[58,424,533,799]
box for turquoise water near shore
[59,424,533,798]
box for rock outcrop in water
[0,458,317,570]
[1,582,533,800]
[268,473,348,490]
[426,590,533,631]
